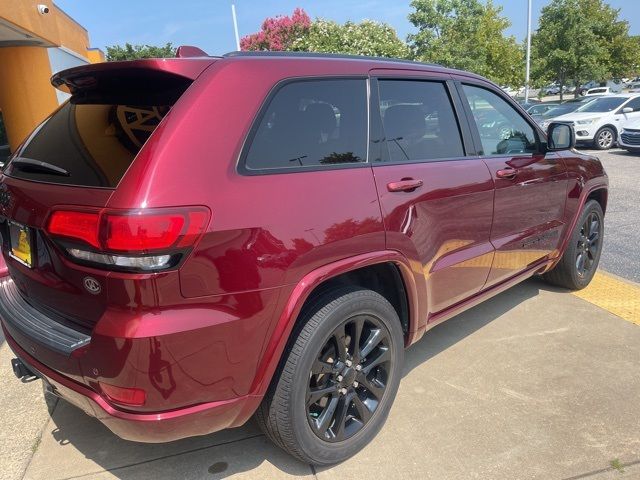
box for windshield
[542,104,580,118]
[577,97,627,113]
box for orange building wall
[87,48,105,64]
[0,1,101,150]
[0,0,91,59]
[0,47,59,149]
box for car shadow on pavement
[39,278,556,480]
[605,148,639,158]
[402,277,550,378]
[44,402,313,479]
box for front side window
[463,84,537,156]
[622,97,640,112]
[244,79,367,171]
[377,80,464,162]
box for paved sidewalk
[2,277,640,480]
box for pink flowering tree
[240,8,311,51]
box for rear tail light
[46,207,210,272]
[47,211,100,249]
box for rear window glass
[378,80,464,162]
[6,102,169,188]
[244,79,368,171]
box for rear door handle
[387,178,423,192]
[496,167,518,180]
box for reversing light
[67,249,172,270]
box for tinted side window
[463,84,537,156]
[244,79,367,171]
[378,80,464,162]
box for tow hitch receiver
[11,358,37,381]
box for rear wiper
[9,157,70,176]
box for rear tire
[255,287,404,466]
[543,200,604,290]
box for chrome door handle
[496,168,518,179]
[387,178,423,192]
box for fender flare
[550,180,608,271]
[248,250,423,397]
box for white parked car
[583,87,610,96]
[619,118,640,153]
[579,80,623,96]
[551,94,640,149]
[627,82,640,93]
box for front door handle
[496,167,518,180]
[387,178,423,192]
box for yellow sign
[11,227,32,267]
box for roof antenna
[176,46,208,58]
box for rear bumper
[3,327,261,442]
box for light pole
[525,0,532,102]
[231,3,240,51]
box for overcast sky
[54,0,640,55]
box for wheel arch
[597,124,619,137]
[249,251,422,397]
[550,182,608,272]
[586,187,608,214]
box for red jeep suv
[0,50,607,465]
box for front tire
[593,127,615,150]
[256,287,404,466]
[543,200,604,290]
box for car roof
[601,93,640,99]
[52,49,492,94]
[219,51,487,80]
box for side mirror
[622,107,633,114]
[547,122,575,151]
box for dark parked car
[526,102,559,116]
[0,50,608,466]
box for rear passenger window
[244,79,367,171]
[462,84,537,156]
[377,80,464,162]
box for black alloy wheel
[543,200,604,290]
[306,314,391,442]
[576,211,601,278]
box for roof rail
[222,50,442,68]
[176,45,209,58]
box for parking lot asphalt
[578,148,640,283]
[2,277,639,480]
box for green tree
[241,9,409,59]
[532,0,640,99]
[408,0,524,87]
[105,42,176,61]
[292,19,410,59]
